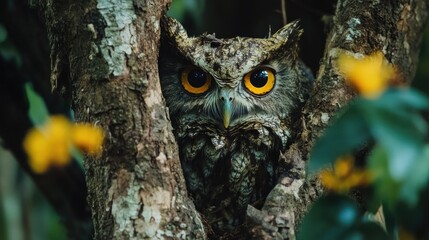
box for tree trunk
[37,0,205,239]
[248,0,428,238]
[34,0,428,239]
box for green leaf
[364,106,425,180]
[399,145,429,205]
[361,89,429,205]
[370,145,429,207]
[377,88,429,111]
[369,146,402,207]
[25,83,49,126]
[308,101,371,173]
[167,0,186,21]
[298,194,360,240]
[299,194,389,240]
[342,222,389,240]
[309,88,429,175]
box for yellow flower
[319,155,372,192]
[23,115,104,174]
[23,116,72,173]
[337,51,395,99]
[72,123,104,156]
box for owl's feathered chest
[173,114,290,229]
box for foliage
[168,0,205,32]
[298,194,389,240]
[0,147,68,240]
[23,84,104,173]
[0,21,52,240]
[0,22,100,239]
[2,1,429,239]
[301,52,429,239]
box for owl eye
[243,67,276,95]
[181,67,212,94]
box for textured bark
[34,0,428,239]
[37,0,205,239]
[303,0,428,146]
[249,0,428,238]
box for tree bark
[249,0,428,238]
[37,0,205,239]
[35,0,428,239]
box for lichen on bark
[96,0,138,76]
[251,0,428,238]
[35,0,428,239]
[37,0,206,239]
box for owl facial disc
[159,15,315,233]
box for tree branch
[250,0,428,237]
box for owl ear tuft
[161,16,191,50]
[269,20,303,49]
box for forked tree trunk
[35,0,427,239]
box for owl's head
[159,17,313,129]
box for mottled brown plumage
[159,16,313,232]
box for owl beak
[220,91,233,129]
[223,100,232,128]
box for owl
[159,17,313,233]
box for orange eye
[243,67,275,95]
[181,67,212,94]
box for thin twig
[281,0,287,25]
